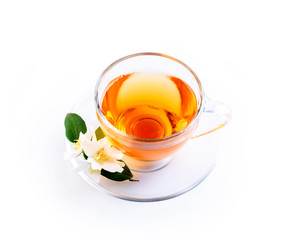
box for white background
[1,0,289,239]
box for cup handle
[191,96,232,139]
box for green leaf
[101,160,134,181]
[95,127,105,140]
[82,152,88,160]
[64,113,87,143]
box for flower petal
[103,137,113,150]
[109,148,124,160]
[94,171,101,183]
[92,170,101,183]
[82,139,104,157]
[88,125,97,142]
[64,148,82,160]
[102,160,124,173]
[79,131,92,142]
[87,157,102,171]
[102,138,123,160]
[117,160,125,168]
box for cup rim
[95,52,205,142]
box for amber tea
[101,72,198,139]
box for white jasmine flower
[82,137,125,174]
[64,131,92,160]
[64,125,125,182]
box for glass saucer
[66,87,222,202]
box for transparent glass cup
[95,53,231,172]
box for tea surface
[101,73,198,139]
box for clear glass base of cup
[122,155,173,173]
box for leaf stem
[129,179,139,182]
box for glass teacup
[95,53,231,172]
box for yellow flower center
[90,166,95,174]
[90,166,100,174]
[95,148,109,164]
[73,141,81,150]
